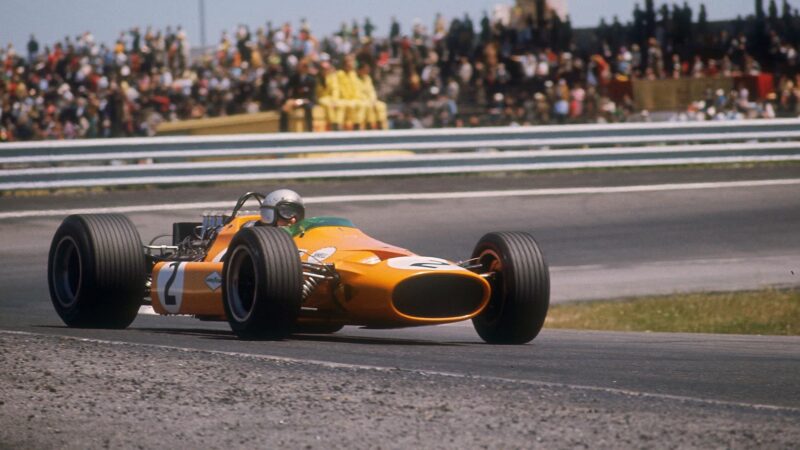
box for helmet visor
[275,202,304,221]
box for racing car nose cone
[392,273,486,319]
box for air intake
[392,274,485,318]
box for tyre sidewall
[222,227,302,339]
[472,236,518,339]
[47,214,144,328]
[471,232,549,344]
[222,231,269,336]
[48,216,100,326]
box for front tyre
[471,232,550,344]
[47,214,146,328]
[222,227,302,339]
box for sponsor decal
[205,271,222,291]
[156,262,186,314]
[386,256,462,271]
[310,247,336,261]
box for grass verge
[545,288,800,336]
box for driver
[260,189,305,226]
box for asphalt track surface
[1,165,800,446]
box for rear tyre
[471,232,550,344]
[222,227,302,339]
[47,214,145,328]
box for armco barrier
[1,119,799,191]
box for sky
[0,0,772,50]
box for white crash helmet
[260,189,305,225]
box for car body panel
[150,215,491,328]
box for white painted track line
[2,178,799,220]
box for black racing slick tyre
[222,227,303,339]
[47,214,146,329]
[471,232,550,345]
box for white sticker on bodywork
[309,247,337,262]
[156,262,186,314]
[387,256,462,271]
[205,271,222,291]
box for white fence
[1,119,799,191]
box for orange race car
[47,191,550,344]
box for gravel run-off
[1,331,798,449]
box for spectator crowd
[2,0,800,141]
[390,0,800,127]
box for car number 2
[387,256,462,271]
[157,262,186,314]
[410,260,452,269]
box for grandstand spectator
[279,58,316,132]
[357,62,387,129]
[26,34,38,63]
[389,17,401,58]
[316,58,343,131]
[337,54,365,130]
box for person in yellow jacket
[357,63,388,130]
[316,59,343,130]
[337,54,366,130]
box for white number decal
[387,256,462,271]
[157,262,186,313]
